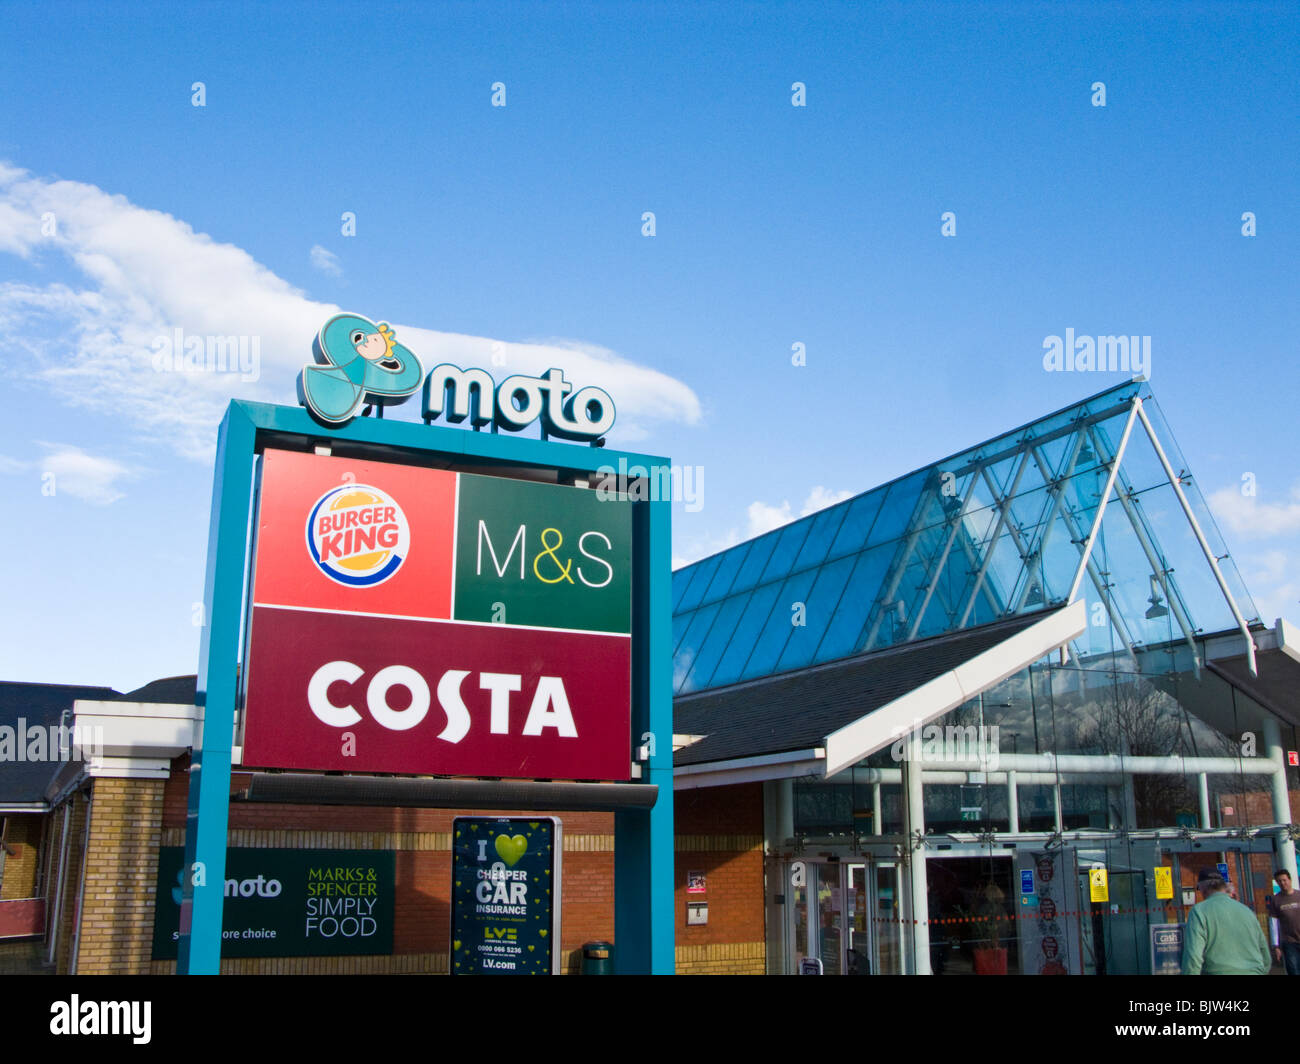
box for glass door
[786,859,905,974]
[814,863,844,975]
[787,862,847,973]
[874,861,904,974]
[847,863,870,974]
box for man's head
[1276,869,1293,892]
[1197,869,1227,896]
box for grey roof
[673,610,1055,768]
[0,681,120,803]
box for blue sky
[1,1,1297,690]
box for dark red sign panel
[242,607,631,779]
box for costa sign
[298,313,615,441]
[241,449,632,780]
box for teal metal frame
[179,400,674,974]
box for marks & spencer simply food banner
[240,449,633,780]
[152,848,395,960]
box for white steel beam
[1133,400,1258,677]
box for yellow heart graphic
[453,940,461,950]
[495,833,528,866]
[528,945,535,952]
[539,929,547,937]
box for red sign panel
[252,450,457,619]
[241,449,632,780]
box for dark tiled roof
[120,675,197,704]
[0,682,120,803]
[673,610,1055,767]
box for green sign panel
[453,474,631,634]
[152,848,395,960]
[450,817,562,975]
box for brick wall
[674,783,766,974]
[140,757,617,974]
[74,777,165,974]
[0,814,43,899]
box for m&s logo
[307,484,410,587]
[475,522,614,588]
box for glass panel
[875,865,902,975]
[729,530,781,596]
[681,593,751,692]
[792,502,850,573]
[758,518,813,584]
[792,872,809,971]
[707,582,784,688]
[847,865,870,975]
[739,568,819,681]
[671,567,694,612]
[865,470,928,547]
[671,606,694,657]
[700,540,751,605]
[816,865,844,975]
[675,553,722,613]
[828,489,886,560]
[777,554,857,671]
[813,544,896,662]
[673,601,721,693]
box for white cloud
[309,244,342,277]
[0,164,702,461]
[745,485,854,538]
[802,485,854,515]
[0,443,137,504]
[1204,480,1300,623]
[1236,549,1300,625]
[746,498,794,537]
[674,485,855,569]
[1207,482,1300,538]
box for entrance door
[788,860,905,974]
[845,862,903,974]
[873,861,904,974]
[788,861,845,974]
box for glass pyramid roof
[671,381,1260,695]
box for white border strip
[251,601,632,639]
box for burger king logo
[306,484,410,587]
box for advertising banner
[151,848,395,960]
[241,449,633,780]
[1150,923,1184,975]
[450,817,561,975]
[1016,849,1083,975]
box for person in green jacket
[1182,868,1271,975]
